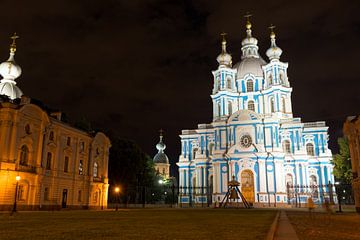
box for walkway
[274,210,299,240]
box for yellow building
[0,35,111,211]
[344,116,360,213]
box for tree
[108,137,157,204]
[332,137,352,184]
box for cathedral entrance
[241,170,255,204]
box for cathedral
[0,35,110,210]
[177,19,334,207]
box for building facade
[344,116,360,213]
[177,20,334,206]
[0,35,111,210]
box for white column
[295,163,300,185]
[259,160,266,192]
[320,166,325,185]
[301,163,306,186]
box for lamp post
[335,181,342,213]
[115,187,120,211]
[12,175,21,215]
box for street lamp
[158,179,164,185]
[11,175,21,215]
[115,187,120,211]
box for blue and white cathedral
[177,19,334,206]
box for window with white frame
[248,100,255,112]
[306,143,315,156]
[246,80,254,92]
[282,140,292,154]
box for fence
[286,182,354,207]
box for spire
[266,25,283,61]
[156,129,166,152]
[241,13,259,59]
[244,13,252,37]
[10,33,19,54]
[0,33,23,100]
[216,32,232,67]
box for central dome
[233,57,266,79]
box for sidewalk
[274,210,299,240]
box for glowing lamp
[115,187,120,193]
[15,175,21,181]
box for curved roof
[0,80,23,99]
[233,57,266,79]
[153,152,169,164]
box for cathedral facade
[177,20,334,207]
[0,35,111,210]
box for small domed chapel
[177,18,334,206]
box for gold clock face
[240,135,252,148]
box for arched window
[67,137,71,146]
[93,162,98,177]
[49,131,54,141]
[246,80,254,92]
[285,174,294,198]
[268,74,273,85]
[217,102,221,117]
[270,98,275,113]
[279,72,284,84]
[227,78,232,89]
[282,140,291,154]
[46,152,52,170]
[64,156,69,172]
[282,97,286,113]
[25,124,31,135]
[309,175,319,199]
[306,143,315,156]
[20,145,29,166]
[208,143,214,156]
[248,100,255,112]
[228,101,232,115]
[192,148,198,160]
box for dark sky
[1,0,359,175]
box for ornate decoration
[240,134,252,148]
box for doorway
[62,189,68,208]
[241,170,255,204]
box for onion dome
[216,33,232,67]
[234,16,266,78]
[153,130,169,164]
[266,26,283,61]
[0,33,23,100]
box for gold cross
[244,12,252,21]
[10,32,19,46]
[159,129,164,136]
[220,32,227,42]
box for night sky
[1,1,359,175]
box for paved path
[274,210,299,240]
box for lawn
[287,211,360,240]
[0,208,276,240]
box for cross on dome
[0,33,23,100]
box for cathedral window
[279,72,284,84]
[270,98,275,113]
[93,191,98,203]
[248,100,255,112]
[227,78,232,89]
[49,131,54,141]
[228,101,232,115]
[246,80,254,92]
[306,143,315,156]
[282,140,292,154]
[268,74,273,85]
[64,156,69,172]
[208,143,214,156]
[46,152,52,170]
[309,175,319,199]
[93,162,98,177]
[282,97,286,113]
[20,145,29,166]
[218,102,221,117]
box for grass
[287,210,360,240]
[0,208,276,240]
